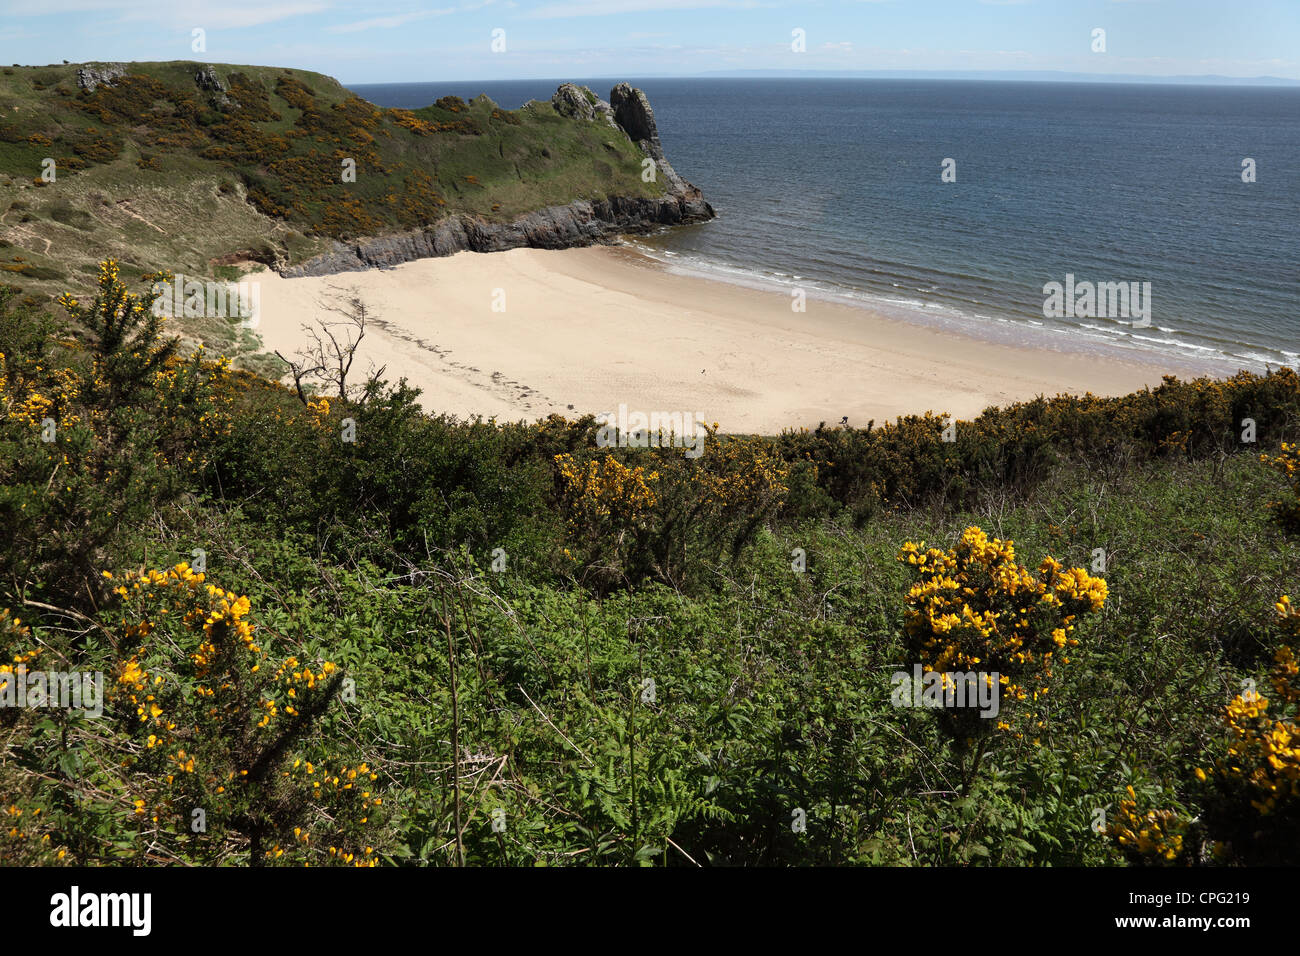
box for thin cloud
[0,0,333,29]
[527,0,769,19]
[326,0,496,33]
[327,9,456,33]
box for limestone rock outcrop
[75,63,126,92]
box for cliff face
[281,193,712,277]
[282,83,714,278]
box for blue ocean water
[350,78,1300,372]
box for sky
[0,0,1297,84]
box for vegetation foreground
[1,264,1298,866]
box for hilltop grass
[1,269,1298,865]
[0,62,664,298]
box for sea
[350,78,1300,375]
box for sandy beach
[253,244,1192,435]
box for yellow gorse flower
[898,526,1106,735]
[1262,443,1300,533]
[555,453,659,523]
[1106,786,1187,862]
[1203,602,1300,817]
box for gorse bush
[1189,596,1300,865]
[554,452,660,589]
[898,527,1107,785]
[0,566,386,865]
[777,370,1300,523]
[555,433,789,593]
[1261,442,1300,534]
[0,265,229,609]
[1105,593,1300,866]
[1106,788,1190,864]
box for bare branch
[273,349,324,406]
[274,287,373,405]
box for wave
[624,238,1291,375]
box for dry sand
[252,244,1189,435]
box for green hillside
[0,61,665,300]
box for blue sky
[0,0,1296,84]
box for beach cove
[254,243,1209,436]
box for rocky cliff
[282,83,714,278]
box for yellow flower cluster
[10,390,52,427]
[1107,786,1186,862]
[186,585,258,669]
[306,396,331,427]
[0,610,40,697]
[113,564,261,661]
[277,758,383,863]
[170,749,196,774]
[0,803,56,859]
[286,758,377,794]
[59,261,147,325]
[263,656,338,723]
[1,355,82,433]
[1199,600,1300,816]
[1263,442,1300,479]
[898,527,1107,730]
[112,564,344,743]
[1261,443,1300,532]
[110,564,255,734]
[555,453,659,523]
[696,436,790,508]
[114,648,171,729]
[114,562,205,594]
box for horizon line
[344,69,1300,89]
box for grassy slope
[47,429,1300,864]
[0,61,663,301]
[252,449,1296,864]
